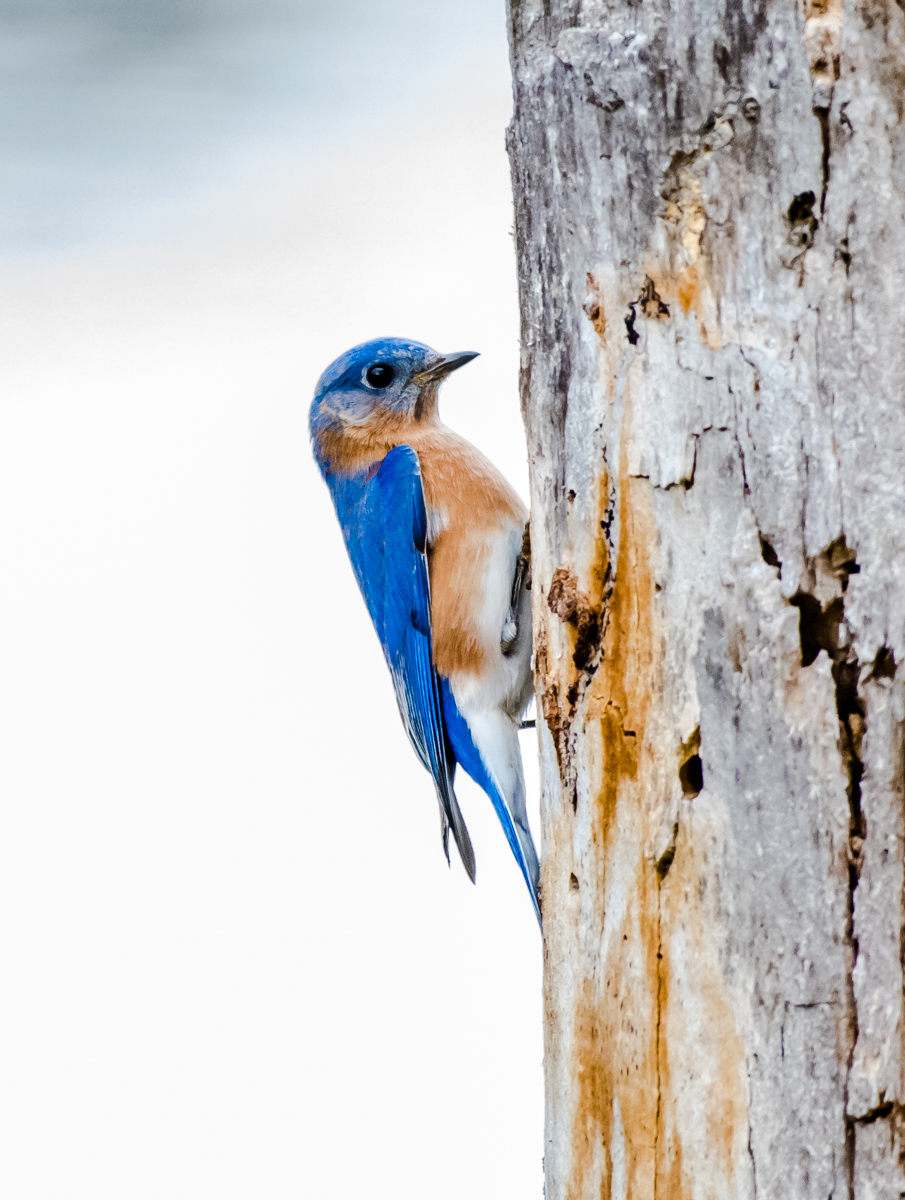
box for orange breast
[406,427,526,678]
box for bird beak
[413,351,479,384]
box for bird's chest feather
[411,435,527,682]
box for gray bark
[505,0,905,1196]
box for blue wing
[325,446,476,881]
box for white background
[0,2,543,1197]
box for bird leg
[501,522,531,656]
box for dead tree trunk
[506,1,905,1195]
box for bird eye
[365,362,395,389]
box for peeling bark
[506,0,905,1195]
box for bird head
[309,337,478,450]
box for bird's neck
[315,410,439,477]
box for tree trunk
[505,1,905,1195]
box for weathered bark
[506,1,905,1195]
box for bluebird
[309,337,540,921]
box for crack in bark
[854,1099,896,1124]
[787,190,819,252]
[748,523,870,1194]
[730,365,755,496]
[656,824,679,878]
[625,275,670,345]
[548,568,603,673]
[654,870,665,1200]
[787,535,865,1200]
[542,568,609,809]
[759,535,781,574]
[541,476,614,809]
[816,104,832,215]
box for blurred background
[0,2,542,1198]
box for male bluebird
[310,337,540,921]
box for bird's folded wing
[327,446,475,880]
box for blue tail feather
[439,679,541,924]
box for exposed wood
[505,0,905,1194]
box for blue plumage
[324,447,475,879]
[311,337,540,923]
